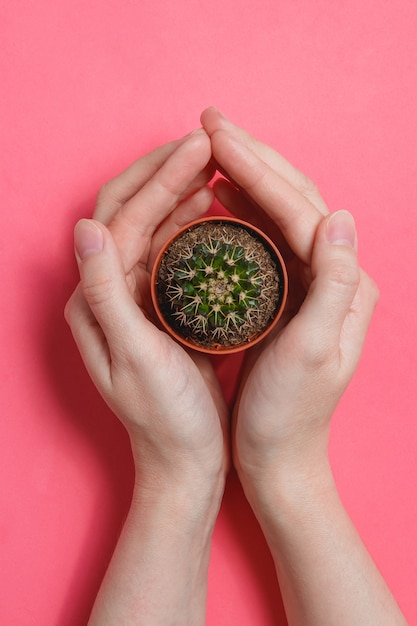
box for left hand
[65,130,229,498]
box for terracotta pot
[150,216,288,354]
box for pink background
[2,1,417,624]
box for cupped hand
[201,108,379,488]
[65,130,229,492]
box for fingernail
[74,219,103,261]
[326,211,357,249]
[207,106,229,123]
[182,128,206,140]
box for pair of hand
[65,108,378,509]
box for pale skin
[65,109,408,625]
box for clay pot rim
[150,215,288,355]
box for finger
[70,219,150,373]
[95,156,215,226]
[94,129,213,224]
[65,282,111,378]
[109,130,212,272]
[148,185,214,268]
[212,178,294,259]
[207,128,323,264]
[289,211,366,364]
[201,107,328,215]
[94,138,183,223]
[339,267,379,368]
[213,178,272,233]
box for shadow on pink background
[2,1,417,624]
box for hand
[65,129,229,499]
[66,130,233,626]
[200,108,379,494]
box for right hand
[201,108,379,493]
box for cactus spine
[156,221,282,349]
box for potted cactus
[151,216,288,354]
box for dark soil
[155,220,286,350]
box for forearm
[241,458,407,626]
[88,477,224,626]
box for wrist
[243,465,339,561]
[132,459,226,531]
[236,446,336,531]
[88,463,224,625]
[129,421,228,508]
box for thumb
[74,219,143,355]
[294,210,360,356]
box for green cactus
[155,221,283,349]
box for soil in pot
[152,218,287,353]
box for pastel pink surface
[1,1,417,624]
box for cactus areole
[151,217,288,354]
